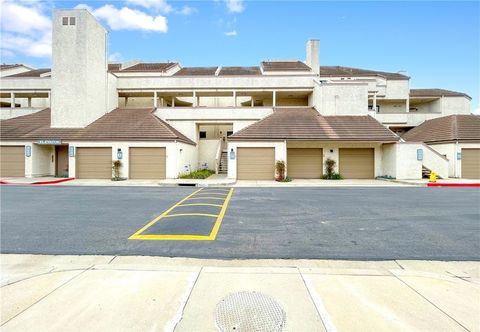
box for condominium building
[1,9,478,180]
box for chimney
[306,39,320,75]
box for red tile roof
[110,63,178,72]
[262,61,311,72]
[410,89,471,99]
[320,66,409,80]
[0,108,195,144]
[218,66,261,76]
[229,107,400,141]
[174,67,218,76]
[0,64,23,70]
[402,114,480,143]
[8,69,51,77]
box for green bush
[322,158,343,179]
[179,169,215,179]
[275,160,286,181]
[321,173,343,180]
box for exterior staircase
[218,151,228,174]
[422,166,443,179]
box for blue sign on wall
[69,146,75,157]
[457,152,462,160]
[25,145,31,157]
[416,149,423,161]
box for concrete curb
[0,178,75,185]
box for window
[69,17,76,25]
[227,131,233,137]
[368,105,380,112]
[62,17,69,25]
[199,131,207,139]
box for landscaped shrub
[275,160,286,181]
[322,158,343,180]
[112,160,126,181]
[179,169,215,179]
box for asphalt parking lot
[1,185,479,260]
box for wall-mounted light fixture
[117,148,123,160]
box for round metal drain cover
[215,291,286,332]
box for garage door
[237,147,275,180]
[129,147,166,179]
[287,148,323,179]
[0,146,25,177]
[339,148,374,179]
[461,149,480,179]
[76,147,112,179]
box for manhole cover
[215,291,286,332]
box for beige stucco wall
[318,83,369,115]
[31,144,55,177]
[198,139,219,170]
[51,10,107,128]
[441,96,471,116]
[177,142,198,175]
[395,143,423,180]
[385,80,409,99]
[429,142,480,178]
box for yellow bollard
[429,171,437,183]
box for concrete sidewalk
[1,177,413,187]
[1,254,479,331]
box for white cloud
[125,0,173,13]
[176,6,196,16]
[74,4,94,12]
[224,30,237,36]
[108,52,123,62]
[0,1,52,58]
[225,0,244,13]
[91,5,168,32]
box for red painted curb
[428,183,480,187]
[0,178,75,185]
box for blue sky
[1,1,479,112]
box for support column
[232,91,237,107]
[28,97,32,108]
[153,91,158,108]
[406,98,409,113]
[272,90,277,107]
[172,96,175,108]
[372,92,377,112]
[251,97,254,107]
[125,96,129,107]
[10,92,15,109]
[193,91,197,107]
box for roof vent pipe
[306,39,320,75]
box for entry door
[55,145,69,177]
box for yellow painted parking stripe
[128,188,204,239]
[185,197,226,201]
[163,213,218,218]
[129,234,212,241]
[195,191,230,195]
[177,203,223,208]
[208,187,234,240]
